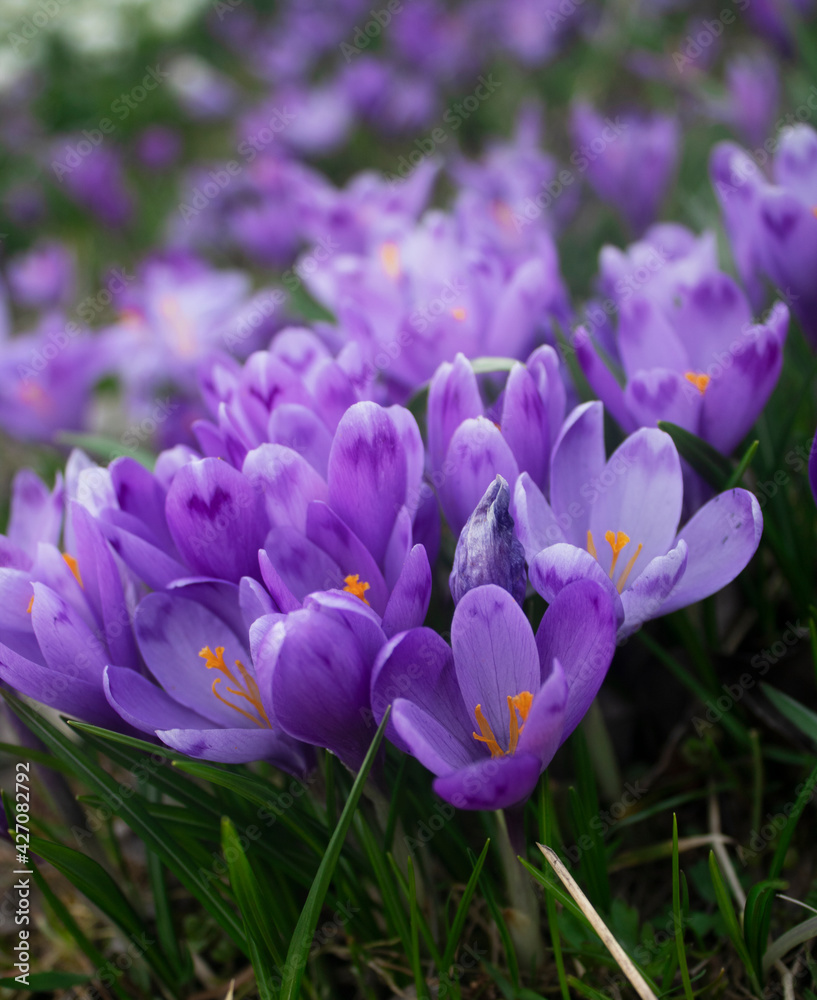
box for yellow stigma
[18,380,50,414]
[26,595,34,614]
[450,306,467,321]
[604,531,630,579]
[63,553,83,588]
[379,242,401,279]
[160,295,196,358]
[587,530,644,593]
[684,371,710,395]
[343,574,371,605]
[472,692,533,758]
[199,645,271,729]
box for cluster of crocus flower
[0,305,767,811]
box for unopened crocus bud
[449,475,526,605]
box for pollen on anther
[379,242,401,279]
[343,574,371,605]
[684,371,710,395]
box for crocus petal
[670,272,753,365]
[382,506,413,591]
[588,428,683,581]
[535,579,618,739]
[392,699,477,775]
[624,369,701,435]
[305,502,388,613]
[700,302,788,455]
[104,665,215,734]
[0,641,119,727]
[70,503,140,670]
[258,548,302,613]
[158,727,309,773]
[30,582,108,679]
[387,404,425,504]
[382,544,432,638]
[517,659,567,765]
[549,401,606,547]
[617,297,689,375]
[263,526,343,604]
[500,363,549,492]
[109,457,174,551]
[529,544,624,626]
[239,577,276,628]
[512,472,565,561]
[440,417,520,536]
[372,627,472,753]
[327,401,407,566]
[134,592,253,728]
[659,489,762,614]
[268,404,334,479]
[271,606,375,770]
[165,458,267,583]
[97,513,189,590]
[432,752,542,811]
[8,469,63,554]
[243,443,329,534]
[574,327,636,434]
[427,353,483,477]
[451,584,540,749]
[618,542,688,638]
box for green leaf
[3,693,246,950]
[762,685,817,747]
[656,421,732,490]
[222,817,285,999]
[708,852,762,996]
[725,439,759,489]
[407,856,426,1000]
[671,816,694,1000]
[55,431,156,470]
[469,356,518,375]
[440,839,490,977]
[744,879,787,981]
[278,709,390,1000]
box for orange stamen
[26,595,34,614]
[473,704,504,758]
[615,543,644,593]
[450,307,467,321]
[199,645,271,728]
[63,553,83,588]
[604,531,630,579]
[343,574,371,605]
[379,242,401,279]
[684,371,710,395]
[586,530,597,559]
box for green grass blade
[538,777,569,1000]
[407,856,426,1000]
[671,816,694,1000]
[657,421,731,489]
[278,709,390,1000]
[440,838,490,976]
[744,879,787,982]
[761,685,817,747]
[708,851,762,995]
[3,693,246,949]
[725,440,759,489]
[222,817,284,999]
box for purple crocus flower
[576,226,789,455]
[56,142,133,229]
[512,407,763,637]
[103,586,309,772]
[254,590,388,771]
[0,316,110,444]
[370,581,616,810]
[427,349,565,535]
[7,241,75,310]
[569,103,680,235]
[712,125,817,346]
[714,54,780,150]
[0,499,141,729]
[135,126,182,170]
[449,476,526,606]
